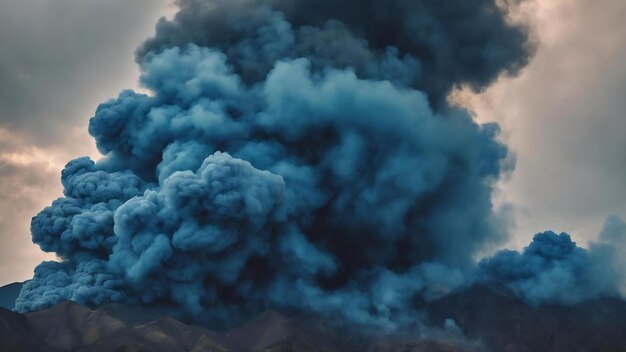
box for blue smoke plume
[16,0,535,329]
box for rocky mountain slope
[2,282,626,351]
[425,282,626,352]
[0,282,22,310]
[0,300,464,352]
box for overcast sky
[457,0,626,249]
[0,0,625,284]
[0,0,173,283]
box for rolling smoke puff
[15,258,125,312]
[109,153,285,300]
[31,158,146,258]
[16,0,533,329]
[480,218,626,306]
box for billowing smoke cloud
[480,215,626,306]
[15,0,532,329]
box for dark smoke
[137,0,531,107]
[16,0,533,329]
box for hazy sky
[0,0,624,284]
[457,0,626,249]
[0,0,174,283]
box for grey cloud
[461,0,626,240]
[0,0,171,147]
[0,0,172,284]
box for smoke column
[15,0,533,329]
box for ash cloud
[16,0,533,329]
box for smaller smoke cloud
[480,215,626,306]
[15,258,124,313]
